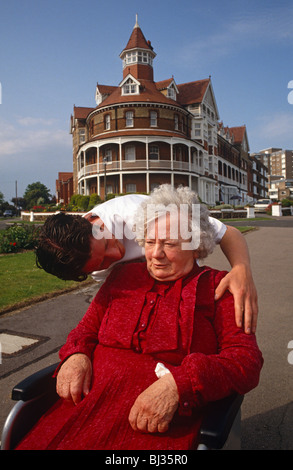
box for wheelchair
[1,363,243,450]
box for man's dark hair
[35,213,92,281]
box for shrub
[70,194,90,211]
[281,198,293,207]
[266,203,274,215]
[88,193,102,210]
[213,204,234,210]
[0,224,41,254]
[32,205,46,212]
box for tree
[23,182,51,209]
[11,197,26,210]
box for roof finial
[134,14,139,28]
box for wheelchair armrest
[198,393,244,449]
[12,363,59,401]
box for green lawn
[0,251,83,313]
[236,226,257,233]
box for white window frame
[125,145,136,161]
[194,122,201,137]
[149,145,159,160]
[126,111,134,127]
[150,111,157,127]
[79,128,86,144]
[123,51,153,68]
[104,148,112,162]
[167,87,176,100]
[174,114,179,130]
[121,77,140,96]
[105,114,111,130]
[126,183,136,193]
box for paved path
[205,223,293,449]
[1,220,293,449]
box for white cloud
[16,116,57,127]
[249,111,293,151]
[177,5,293,66]
[257,112,293,140]
[0,116,72,201]
[0,116,71,156]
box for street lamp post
[103,156,108,200]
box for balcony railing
[78,160,205,180]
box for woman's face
[144,213,197,281]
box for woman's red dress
[17,263,263,450]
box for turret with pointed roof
[120,15,156,81]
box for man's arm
[217,225,258,334]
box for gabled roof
[229,126,250,152]
[96,79,182,109]
[177,78,220,119]
[96,84,117,105]
[156,78,174,90]
[96,84,117,95]
[177,79,210,106]
[119,74,141,87]
[156,78,179,94]
[73,106,95,120]
[229,126,246,144]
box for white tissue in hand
[155,362,170,378]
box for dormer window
[120,75,140,96]
[166,81,178,101]
[124,78,138,95]
[167,87,176,100]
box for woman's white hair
[134,184,216,260]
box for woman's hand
[215,263,258,334]
[129,373,179,433]
[56,353,92,405]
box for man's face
[82,217,125,273]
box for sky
[0,0,293,202]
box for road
[1,216,293,449]
[205,218,293,450]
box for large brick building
[70,19,222,204]
[70,18,262,205]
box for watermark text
[288,340,293,364]
[91,203,201,250]
[288,80,293,105]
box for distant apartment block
[252,148,293,200]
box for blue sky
[0,0,293,202]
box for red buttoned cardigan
[58,262,263,415]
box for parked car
[3,210,14,217]
[254,199,272,213]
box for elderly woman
[17,186,263,450]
